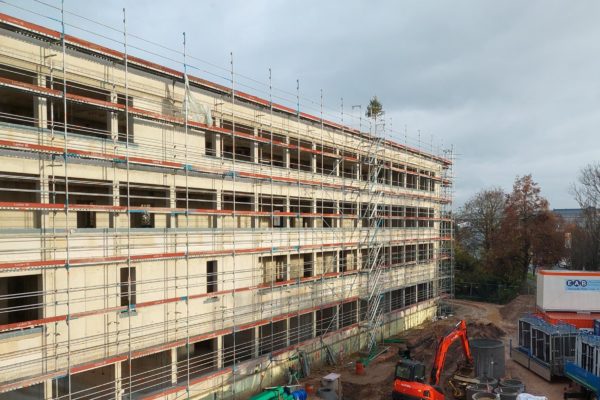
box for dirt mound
[500,295,535,322]
[469,321,506,339]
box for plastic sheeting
[184,74,213,126]
[516,394,548,400]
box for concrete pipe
[494,386,523,400]
[472,393,500,400]
[466,383,491,400]
[471,338,505,379]
[499,378,525,392]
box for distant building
[554,208,584,225]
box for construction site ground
[301,295,568,400]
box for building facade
[0,12,453,400]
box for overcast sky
[4,0,599,209]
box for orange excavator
[392,320,473,400]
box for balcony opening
[122,351,172,398]
[316,306,337,336]
[391,288,404,310]
[340,301,357,328]
[176,188,217,228]
[120,267,136,307]
[391,246,404,266]
[258,131,286,167]
[289,138,312,172]
[53,179,112,229]
[289,312,314,345]
[54,365,115,400]
[223,328,254,366]
[315,251,336,275]
[261,255,287,284]
[418,207,430,228]
[317,200,336,228]
[316,152,337,176]
[340,151,357,179]
[406,169,418,189]
[222,191,254,228]
[206,260,218,294]
[121,184,169,228]
[177,338,218,381]
[259,195,286,228]
[0,274,42,326]
[303,253,313,278]
[0,65,36,127]
[405,245,416,264]
[339,250,356,272]
[418,283,428,302]
[289,198,312,228]
[220,121,254,162]
[259,320,287,355]
[405,207,417,228]
[391,206,404,228]
[0,173,40,228]
[205,131,217,156]
[404,285,417,306]
[48,81,111,140]
[0,384,43,400]
[117,94,134,143]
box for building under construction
[0,8,454,400]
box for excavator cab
[395,359,427,383]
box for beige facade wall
[0,16,452,400]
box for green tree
[365,96,384,119]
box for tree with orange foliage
[488,175,565,283]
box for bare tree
[458,187,506,258]
[571,163,600,270]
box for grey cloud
[4,0,600,208]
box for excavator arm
[429,320,473,386]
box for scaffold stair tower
[361,120,386,354]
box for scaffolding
[0,3,454,400]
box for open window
[289,312,314,345]
[120,267,136,307]
[223,328,254,366]
[340,301,357,328]
[0,274,42,326]
[121,351,171,398]
[259,320,287,355]
[206,260,217,294]
[177,338,218,381]
[316,306,337,336]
